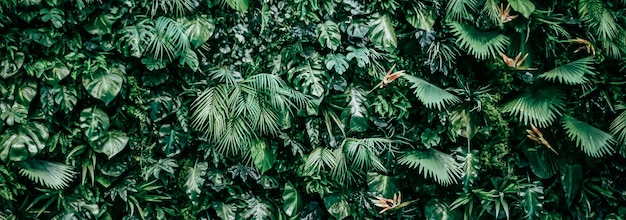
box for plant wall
[1,0,626,219]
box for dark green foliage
[1,0,626,219]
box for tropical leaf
[0,52,24,79]
[116,18,154,58]
[508,0,535,18]
[425,199,461,220]
[39,8,64,28]
[91,130,129,159]
[578,0,620,40]
[225,0,249,12]
[145,17,189,61]
[457,149,479,191]
[562,115,614,157]
[538,57,596,85]
[406,4,437,32]
[341,87,369,132]
[398,149,463,186]
[402,74,461,110]
[525,148,562,179]
[324,53,349,75]
[287,56,329,98]
[449,108,480,140]
[78,107,110,140]
[250,140,276,174]
[368,14,397,52]
[304,147,336,174]
[316,20,341,51]
[367,172,398,198]
[446,0,477,21]
[16,160,75,190]
[150,0,196,17]
[184,161,207,204]
[213,202,237,220]
[83,13,117,35]
[610,110,626,145]
[159,124,187,157]
[182,15,215,48]
[448,21,509,59]
[518,181,544,219]
[283,181,303,217]
[323,193,351,220]
[502,86,566,127]
[50,85,77,114]
[82,67,124,105]
[346,46,371,68]
[0,122,49,162]
[560,163,582,207]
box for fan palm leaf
[448,21,509,59]
[538,56,596,85]
[16,160,75,190]
[611,110,626,145]
[563,115,614,157]
[304,147,337,175]
[502,86,566,127]
[446,0,477,21]
[578,0,620,40]
[398,149,463,186]
[402,74,461,110]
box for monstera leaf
[0,122,49,162]
[82,66,124,105]
[368,14,397,51]
[116,18,154,58]
[184,161,207,204]
[45,61,70,85]
[324,193,351,219]
[183,15,215,48]
[91,130,128,159]
[0,103,27,126]
[346,46,371,68]
[316,20,341,51]
[288,57,329,98]
[367,172,398,198]
[39,8,64,28]
[283,181,303,217]
[15,80,37,107]
[83,13,117,35]
[159,124,187,157]
[324,53,349,75]
[79,107,110,141]
[0,52,25,79]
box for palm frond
[16,160,75,190]
[448,21,509,59]
[207,67,243,85]
[610,110,626,145]
[481,0,501,25]
[146,17,189,61]
[402,74,461,110]
[538,56,596,85]
[578,0,620,40]
[502,86,566,127]
[446,0,477,21]
[150,0,196,17]
[563,115,614,157]
[398,149,463,186]
[304,147,337,174]
[343,138,387,172]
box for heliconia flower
[569,37,596,55]
[499,3,518,23]
[371,192,414,214]
[380,64,406,88]
[499,52,535,70]
[526,124,559,155]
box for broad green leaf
[0,122,49,162]
[346,46,370,68]
[83,13,117,35]
[242,196,274,220]
[508,0,536,18]
[213,202,237,220]
[159,124,187,157]
[288,57,329,98]
[425,199,461,220]
[519,182,544,219]
[225,0,249,12]
[323,194,351,220]
[79,107,110,140]
[24,28,58,47]
[407,6,437,32]
[560,163,582,207]
[116,19,154,58]
[341,87,368,132]
[250,140,276,174]
[282,181,303,217]
[449,108,480,140]
[179,48,199,71]
[0,103,27,126]
[82,67,124,105]
[183,15,215,48]
[91,130,128,159]
[368,14,397,51]
[15,80,38,107]
[0,52,25,79]
[39,8,64,28]
[46,61,70,85]
[403,74,461,110]
[185,161,207,204]
[458,149,480,191]
[367,172,398,198]
[316,21,341,51]
[525,148,561,179]
[421,128,441,148]
[51,85,78,113]
[324,53,349,75]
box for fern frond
[563,115,614,157]
[398,149,462,186]
[538,56,596,85]
[502,86,566,127]
[402,74,461,110]
[448,21,509,59]
[16,160,75,190]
